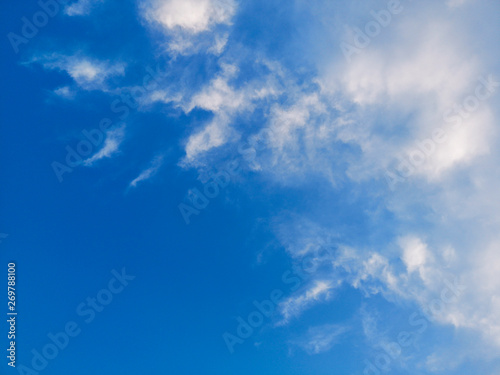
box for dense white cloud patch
[141,0,236,54]
[323,14,498,183]
[399,236,432,276]
[143,0,235,33]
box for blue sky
[1,0,500,374]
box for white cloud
[281,220,500,365]
[46,0,500,369]
[65,0,103,16]
[399,236,432,275]
[277,281,334,325]
[129,155,165,188]
[293,324,349,355]
[321,15,497,183]
[141,0,499,369]
[143,0,235,33]
[53,86,76,99]
[187,64,244,113]
[45,0,497,367]
[251,9,499,364]
[84,126,125,166]
[184,116,234,164]
[272,215,339,259]
[33,54,125,89]
[180,60,284,165]
[169,13,500,365]
[142,0,235,54]
[208,33,229,55]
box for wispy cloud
[180,60,284,165]
[129,155,165,188]
[84,126,125,166]
[292,324,349,355]
[277,281,335,325]
[184,116,234,164]
[30,53,125,89]
[65,0,104,16]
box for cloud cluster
[33,0,500,370]
[133,7,500,365]
[185,3,499,369]
[141,0,235,54]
